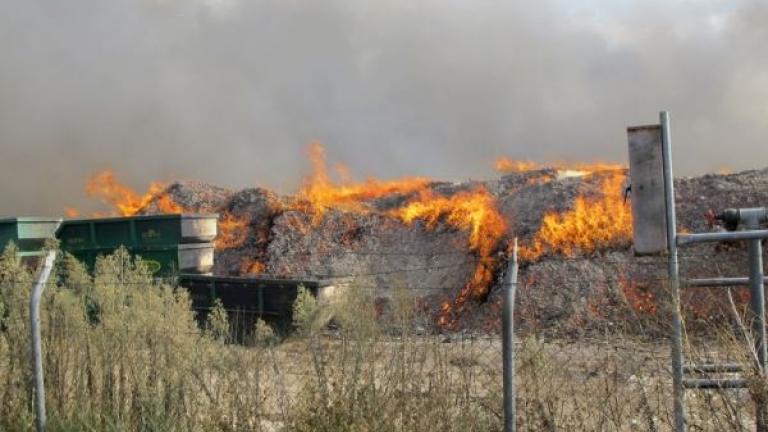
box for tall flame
[295,142,431,221]
[81,171,249,252]
[214,212,249,250]
[394,187,507,326]
[520,171,632,261]
[84,170,183,216]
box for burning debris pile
[71,150,768,333]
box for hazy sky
[1,0,767,214]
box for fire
[64,207,80,218]
[81,171,250,253]
[394,187,507,326]
[84,170,183,216]
[395,187,506,262]
[495,158,541,173]
[214,212,249,250]
[240,259,266,275]
[520,171,632,261]
[495,157,625,176]
[291,143,509,327]
[295,142,431,221]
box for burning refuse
[68,146,648,329]
[519,171,633,262]
[393,186,508,327]
[84,170,184,216]
[294,142,431,221]
[214,212,249,251]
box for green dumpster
[57,214,217,250]
[0,217,62,257]
[66,243,214,277]
[57,214,217,276]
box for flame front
[75,149,640,329]
[520,171,632,261]
[83,170,183,216]
[394,187,507,327]
[295,142,431,221]
[495,157,624,176]
[241,259,266,275]
[495,158,541,173]
[214,213,249,250]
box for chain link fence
[0,245,765,431]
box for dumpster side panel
[135,217,182,247]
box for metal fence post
[502,238,519,432]
[749,234,768,431]
[30,251,56,432]
[661,111,686,432]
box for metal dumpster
[57,214,217,276]
[57,214,217,250]
[64,243,214,276]
[178,274,319,336]
[0,217,62,257]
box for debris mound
[133,166,768,333]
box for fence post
[661,111,686,432]
[30,250,56,432]
[748,233,768,431]
[502,238,519,432]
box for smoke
[1,0,767,215]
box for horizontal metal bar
[683,378,748,389]
[684,363,744,374]
[684,277,768,287]
[677,230,768,246]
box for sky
[1,0,767,215]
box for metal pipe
[30,251,56,432]
[502,238,519,432]
[749,237,768,431]
[683,363,744,374]
[661,111,686,432]
[683,378,749,389]
[677,230,768,246]
[684,277,765,287]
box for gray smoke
[1,0,767,215]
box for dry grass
[1,244,767,431]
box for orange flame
[84,170,183,216]
[495,157,625,176]
[394,187,507,326]
[295,142,431,222]
[495,158,541,173]
[520,171,632,261]
[214,212,249,250]
[240,259,266,275]
[64,207,80,218]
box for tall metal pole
[661,111,686,432]
[30,251,56,432]
[749,235,767,431]
[502,238,519,432]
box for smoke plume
[1,0,767,215]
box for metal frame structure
[660,111,768,431]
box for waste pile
[81,155,768,333]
